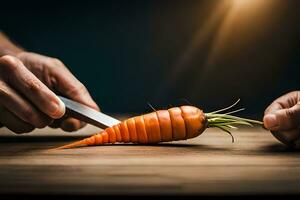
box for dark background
[0,0,299,118]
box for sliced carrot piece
[168,107,186,141]
[143,112,161,143]
[134,116,148,144]
[93,133,103,145]
[101,131,109,144]
[106,127,116,144]
[119,121,130,143]
[85,135,95,145]
[126,118,138,143]
[180,106,206,139]
[156,110,173,142]
[113,125,122,142]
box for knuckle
[25,79,42,93]
[67,83,88,97]
[0,55,22,73]
[0,55,17,65]
[48,58,63,68]
[53,58,63,65]
[78,83,88,94]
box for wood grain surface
[0,123,300,196]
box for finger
[49,118,86,131]
[0,55,65,119]
[264,101,283,116]
[48,61,99,111]
[0,80,53,128]
[60,118,86,132]
[0,106,35,134]
[48,115,71,129]
[264,91,300,115]
[49,119,64,129]
[263,99,283,129]
[264,102,300,131]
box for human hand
[263,91,300,147]
[0,52,99,133]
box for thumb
[264,102,300,131]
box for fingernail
[50,97,66,119]
[264,114,279,129]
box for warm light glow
[159,0,281,99]
[230,0,268,12]
[232,0,259,8]
[205,0,273,68]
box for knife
[58,95,121,129]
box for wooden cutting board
[0,123,300,196]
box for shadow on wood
[74,143,231,152]
[262,143,300,153]
[0,135,87,143]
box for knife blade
[58,95,121,129]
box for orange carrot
[56,100,262,149]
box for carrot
[56,100,262,149]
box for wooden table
[0,123,300,197]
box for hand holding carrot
[264,91,300,147]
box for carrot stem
[205,100,262,142]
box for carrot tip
[53,140,87,150]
